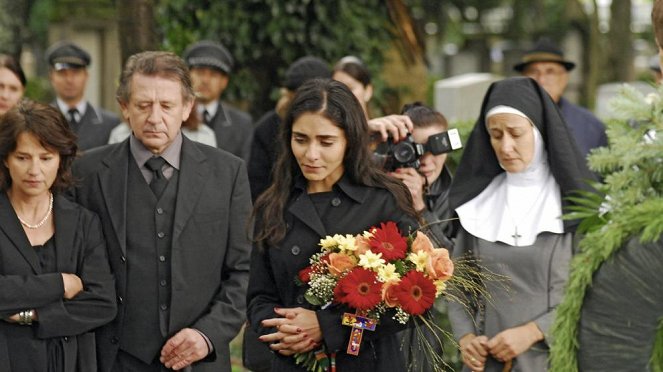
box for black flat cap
[284,56,331,91]
[183,41,234,75]
[46,41,90,70]
[513,38,575,72]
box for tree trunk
[116,0,158,65]
[606,0,633,82]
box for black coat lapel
[287,192,327,238]
[53,196,77,272]
[98,142,129,255]
[172,137,207,241]
[0,193,42,273]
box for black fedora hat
[513,38,575,72]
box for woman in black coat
[247,79,419,371]
[0,101,116,372]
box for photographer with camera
[385,102,459,248]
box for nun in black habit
[446,77,595,372]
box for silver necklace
[17,192,53,229]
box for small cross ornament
[341,312,376,356]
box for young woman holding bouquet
[447,77,595,372]
[247,78,419,371]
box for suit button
[157,232,165,238]
[291,245,301,255]
[156,207,164,215]
[111,336,119,344]
[63,336,69,342]
[331,197,341,207]
[160,304,168,311]
[296,295,305,304]
[120,255,126,263]
[160,280,167,287]
[117,296,124,304]
[159,255,166,262]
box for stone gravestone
[434,73,502,122]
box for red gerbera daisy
[333,268,383,310]
[368,221,407,262]
[393,271,436,316]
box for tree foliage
[157,0,398,117]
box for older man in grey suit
[69,51,252,372]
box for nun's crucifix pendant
[512,226,522,246]
[341,312,376,356]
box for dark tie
[203,110,212,126]
[67,108,80,131]
[145,156,168,197]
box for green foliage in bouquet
[550,84,663,371]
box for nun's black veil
[448,77,596,231]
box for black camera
[373,129,462,171]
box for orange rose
[354,235,372,257]
[327,253,357,277]
[425,248,454,281]
[411,231,434,254]
[381,280,400,308]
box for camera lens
[393,142,415,163]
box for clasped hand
[259,307,323,356]
[459,322,544,371]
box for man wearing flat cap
[46,41,120,151]
[515,37,607,158]
[183,41,253,161]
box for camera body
[373,128,462,171]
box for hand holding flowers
[291,221,455,371]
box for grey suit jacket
[209,102,253,162]
[0,193,116,372]
[69,136,252,372]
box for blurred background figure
[184,40,253,160]
[46,41,120,151]
[248,56,332,201]
[0,54,26,117]
[0,100,116,371]
[515,38,607,158]
[333,55,413,144]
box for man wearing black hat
[46,41,120,151]
[183,41,253,161]
[514,38,607,158]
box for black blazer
[70,136,252,372]
[210,101,253,162]
[0,193,117,372]
[247,176,417,371]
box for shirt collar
[129,131,183,170]
[197,100,219,119]
[56,97,87,117]
[293,172,368,203]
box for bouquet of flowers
[294,221,454,371]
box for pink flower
[354,235,372,257]
[327,253,357,277]
[411,231,435,254]
[426,248,454,281]
[381,280,400,308]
